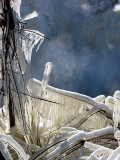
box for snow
[10,0,21,19]
[2,1,120,159]
[113,4,120,12]
[0,133,28,160]
[113,91,120,129]
[43,127,114,159]
[0,141,12,160]
[107,147,120,160]
[105,96,114,109]
[41,62,52,96]
[88,147,112,160]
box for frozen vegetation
[1,0,120,160]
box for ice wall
[21,0,120,97]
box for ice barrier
[24,78,113,144]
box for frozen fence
[22,78,113,144]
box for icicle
[113,91,120,129]
[10,0,21,19]
[46,108,52,128]
[77,149,82,157]
[15,31,26,74]
[41,62,52,96]
[22,30,44,63]
[20,11,38,22]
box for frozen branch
[0,133,28,160]
[42,126,114,160]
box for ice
[22,29,44,63]
[15,31,26,74]
[42,127,114,160]
[84,142,113,152]
[113,4,120,12]
[10,0,21,19]
[105,96,114,110]
[20,11,38,22]
[113,91,120,129]
[115,154,120,160]
[0,133,28,160]
[88,147,112,160]
[60,127,79,133]
[107,147,120,160]
[41,62,52,96]
[93,95,105,103]
[0,141,12,160]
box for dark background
[22,0,120,98]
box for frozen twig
[88,147,112,160]
[0,133,28,160]
[107,147,120,160]
[42,126,114,160]
[84,141,113,152]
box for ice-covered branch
[0,133,28,160]
[107,147,120,160]
[88,147,112,160]
[84,142,113,152]
[0,141,12,160]
[29,131,79,160]
[93,95,105,103]
[42,126,114,160]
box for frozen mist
[21,0,120,97]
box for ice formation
[22,29,44,63]
[1,0,120,160]
[113,91,120,129]
[41,62,52,96]
[11,0,44,64]
[105,96,114,109]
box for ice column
[113,91,120,129]
[41,62,52,96]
